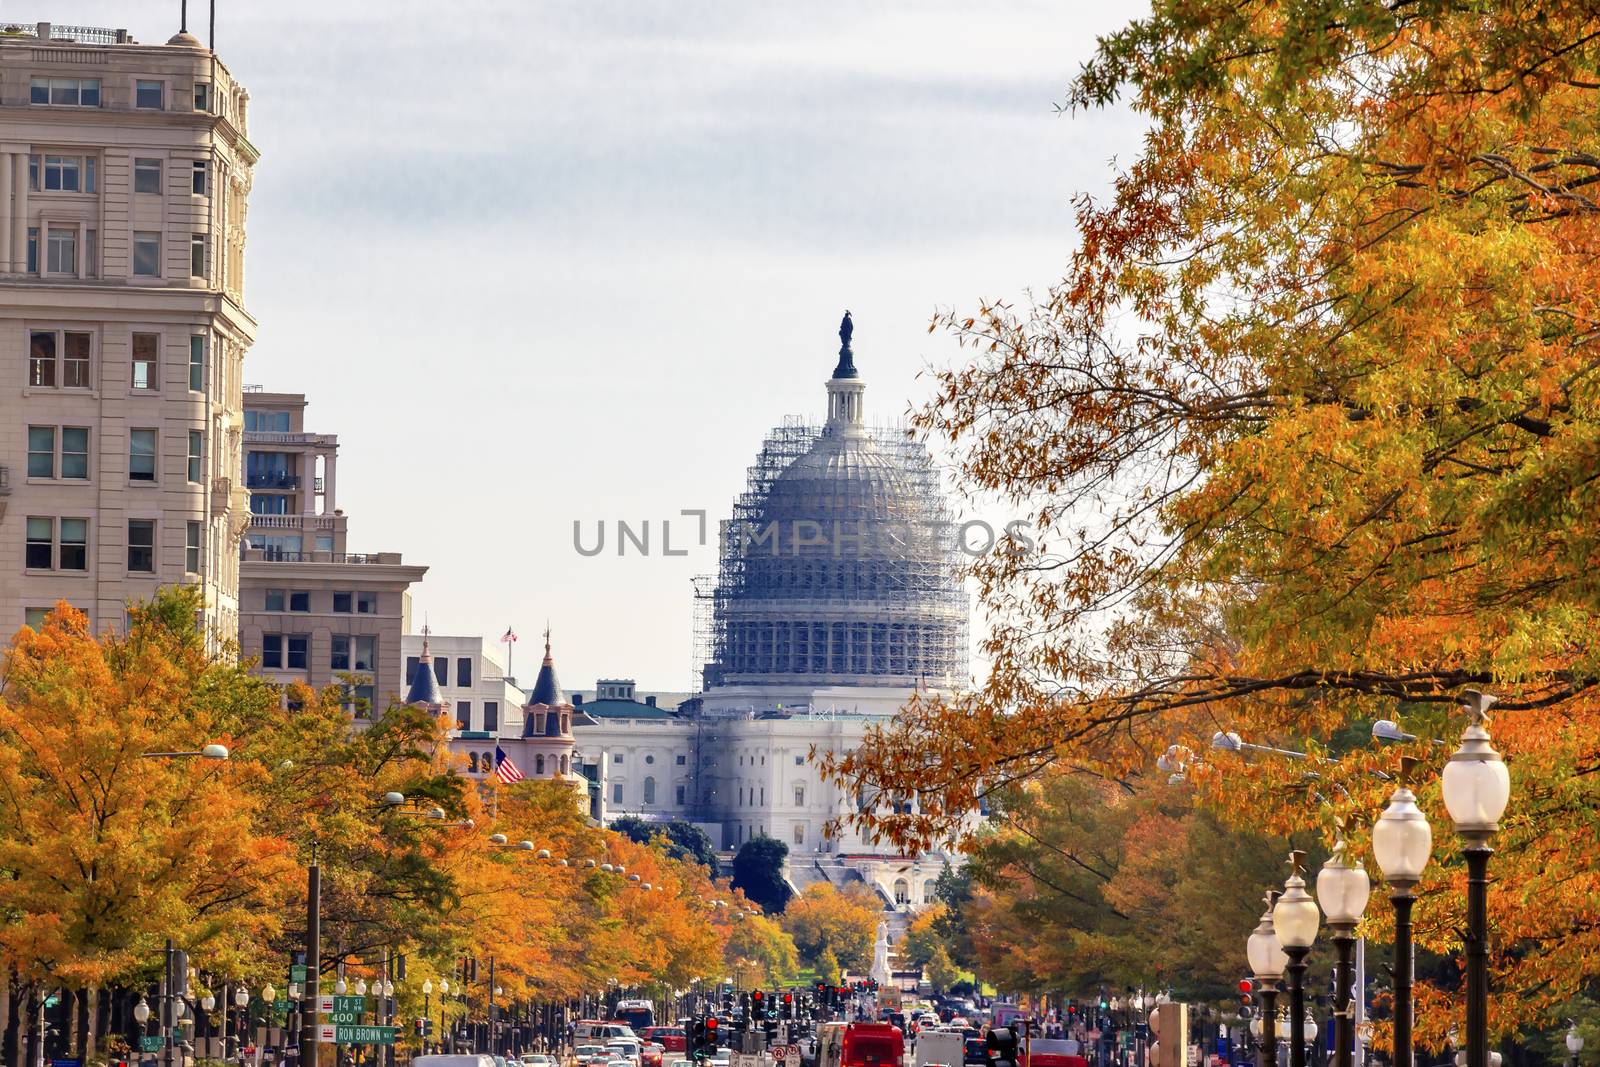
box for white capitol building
[570,314,974,910]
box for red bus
[842,1023,904,1067]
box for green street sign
[290,965,309,983]
[334,1025,395,1045]
[332,996,366,1013]
[274,1000,291,1014]
[138,1036,166,1053]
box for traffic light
[1237,979,1254,1020]
[694,1016,721,1059]
[782,993,794,1020]
[752,991,766,1020]
[986,1027,1020,1067]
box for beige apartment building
[0,21,256,641]
[238,390,426,715]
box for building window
[560,755,569,775]
[30,78,100,106]
[536,754,546,775]
[24,608,50,630]
[613,753,623,765]
[331,635,351,671]
[353,636,376,672]
[194,81,211,111]
[611,783,623,804]
[675,785,686,805]
[62,428,88,479]
[645,754,654,765]
[189,336,205,391]
[795,785,805,807]
[129,429,157,482]
[132,333,159,390]
[136,80,164,109]
[457,657,473,687]
[264,589,285,612]
[185,521,201,573]
[793,824,805,846]
[133,159,162,195]
[133,232,160,276]
[192,159,210,195]
[27,426,54,478]
[127,519,155,572]
[357,592,377,613]
[332,592,352,613]
[29,330,93,389]
[36,154,89,192]
[676,754,686,765]
[187,431,203,483]
[286,635,309,670]
[434,657,449,686]
[456,701,471,731]
[190,234,207,278]
[25,517,53,569]
[484,701,498,733]
[27,517,84,572]
[262,634,283,669]
[643,777,656,804]
[45,228,76,274]
[26,227,37,273]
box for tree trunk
[0,969,11,1067]
[84,988,98,1062]
[68,989,79,1056]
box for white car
[605,1041,642,1067]
[523,1058,554,1067]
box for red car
[642,1028,686,1054]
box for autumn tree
[779,883,880,973]
[822,0,1600,1042]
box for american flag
[501,626,518,643]
[494,746,524,784]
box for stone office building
[0,20,257,642]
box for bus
[613,1000,656,1034]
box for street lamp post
[1373,761,1432,1067]
[1317,836,1371,1067]
[1274,851,1321,1067]
[1442,692,1510,1067]
[1567,1025,1584,1067]
[423,981,434,1055]
[1248,893,1289,1067]
[236,985,250,1059]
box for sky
[47,0,1150,691]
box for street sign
[333,996,366,1013]
[55,1058,83,1067]
[318,997,335,1014]
[769,1046,787,1063]
[318,1025,337,1043]
[334,1025,396,1045]
[785,1049,801,1067]
[274,1000,291,1014]
[291,965,309,983]
[138,1037,165,1053]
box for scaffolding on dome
[691,414,969,693]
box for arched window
[467,752,479,773]
[536,754,546,775]
[923,882,936,904]
[893,878,910,905]
[794,784,806,807]
[561,713,569,733]
[643,776,656,804]
[560,755,568,775]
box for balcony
[247,514,342,531]
[240,547,405,566]
[244,431,338,448]
[246,471,300,490]
[1,22,132,44]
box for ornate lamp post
[1373,761,1432,1067]
[1443,691,1510,1067]
[1567,1026,1585,1067]
[1318,833,1371,1067]
[1274,851,1321,1067]
[1248,892,1289,1067]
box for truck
[914,1031,966,1067]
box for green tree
[925,944,960,994]
[611,816,720,875]
[817,945,842,985]
[731,836,792,913]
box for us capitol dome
[701,311,969,695]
